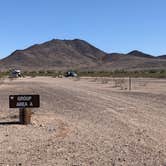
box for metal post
[19,108,31,125]
[129,77,131,91]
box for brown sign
[9,95,40,108]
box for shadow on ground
[0,121,20,125]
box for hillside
[127,50,154,59]
[0,39,166,71]
[101,52,166,71]
[157,55,166,59]
[0,39,107,71]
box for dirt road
[0,77,166,166]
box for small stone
[39,124,44,127]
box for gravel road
[0,77,166,166]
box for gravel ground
[0,77,166,166]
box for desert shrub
[26,71,38,77]
[160,70,165,74]
[46,70,56,77]
[21,69,166,78]
[38,70,46,76]
[113,78,126,89]
[0,71,9,78]
[149,70,156,74]
[101,77,109,84]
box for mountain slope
[101,52,166,71]
[0,39,107,70]
[127,50,154,59]
[0,39,166,71]
[157,55,166,59]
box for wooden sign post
[19,108,32,125]
[9,95,40,125]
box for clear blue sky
[0,0,166,59]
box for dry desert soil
[0,77,166,166]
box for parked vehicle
[65,71,78,77]
[10,69,22,78]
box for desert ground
[0,76,166,166]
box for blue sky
[0,0,166,59]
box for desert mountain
[0,39,166,71]
[157,55,166,59]
[127,50,154,59]
[0,39,107,71]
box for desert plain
[0,76,166,166]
